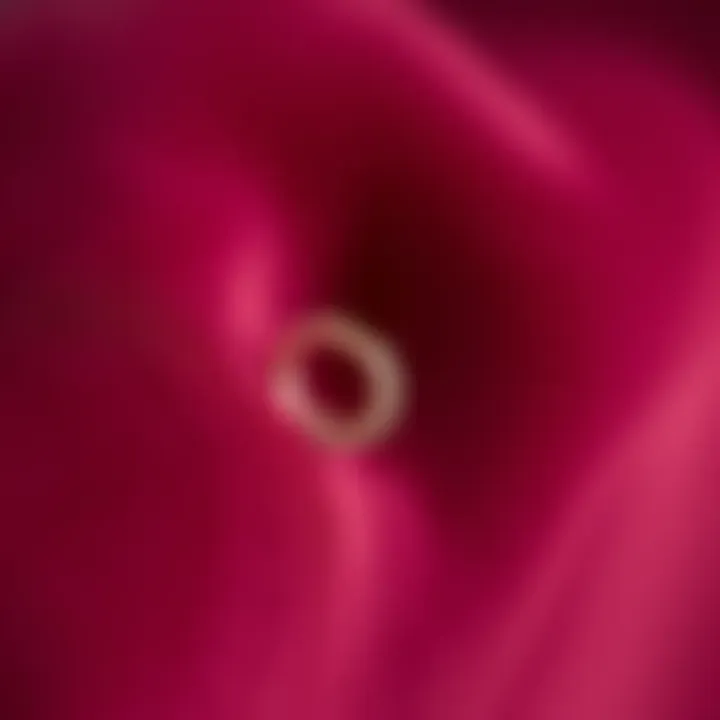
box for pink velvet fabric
[2,1,720,718]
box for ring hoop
[269,310,408,450]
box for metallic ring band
[269,310,409,450]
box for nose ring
[269,310,409,450]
